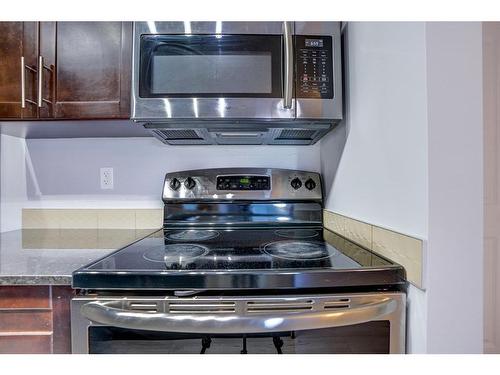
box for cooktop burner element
[262,240,334,260]
[275,229,319,239]
[165,230,219,242]
[143,244,210,263]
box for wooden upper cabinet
[0,22,132,120]
[40,22,132,119]
[0,22,38,119]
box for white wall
[321,22,429,238]
[482,22,500,354]
[22,137,321,208]
[320,22,429,353]
[0,134,28,232]
[320,22,484,353]
[425,22,483,353]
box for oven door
[71,293,406,354]
[132,21,295,121]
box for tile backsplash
[323,210,425,289]
[21,229,155,250]
[22,209,163,230]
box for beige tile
[344,216,372,249]
[323,229,345,249]
[22,229,61,249]
[97,210,136,229]
[23,209,61,229]
[136,229,162,238]
[372,226,423,288]
[323,210,346,236]
[343,239,374,265]
[324,228,391,267]
[58,229,99,249]
[135,209,163,229]
[58,209,98,229]
[97,229,139,249]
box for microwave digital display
[305,39,324,48]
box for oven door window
[88,321,390,354]
[139,35,283,98]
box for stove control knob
[305,178,316,190]
[184,177,196,190]
[169,178,181,191]
[290,178,302,190]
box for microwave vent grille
[275,129,317,141]
[155,129,202,140]
[144,122,334,145]
[150,129,212,145]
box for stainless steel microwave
[131,22,343,145]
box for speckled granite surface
[0,229,158,285]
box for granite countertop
[0,228,159,286]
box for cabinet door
[0,286,74,354]
[0,22,38,119]
[39,22,132,119]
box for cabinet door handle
[21,56,38,109]
[21,56,26,108]
[37,56,43,108]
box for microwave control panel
[295,35,334,99]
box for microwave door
[132,22,296,121]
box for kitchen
[0,0,495,371]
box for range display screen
[217,175,270,190]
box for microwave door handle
[283,21,294,110]
[80,298,397,334]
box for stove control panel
[163,168,322,201]
[217,175,270,191]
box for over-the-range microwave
[131,22,343,145]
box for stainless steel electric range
[71,168,407,354]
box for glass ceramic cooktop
[83,228,394,272]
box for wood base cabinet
[0,22,132,120]
[0,286,74,354]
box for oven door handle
[80,298,398,334]
[282,21,294,110]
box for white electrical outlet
[100,167,114,190]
